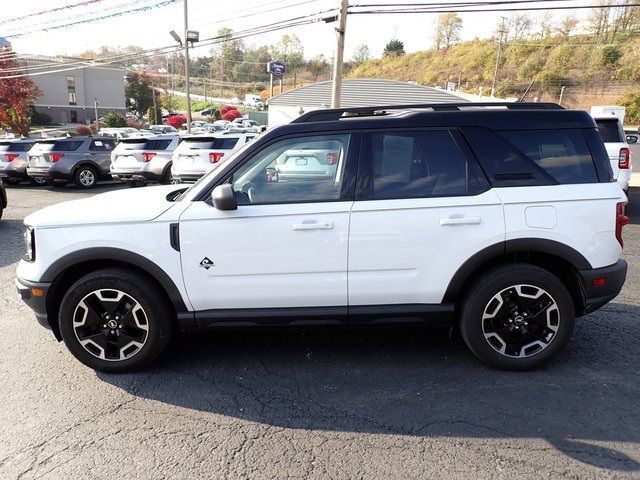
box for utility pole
[490,16,507,98]
[94,97,99,126]
[220,58,224,99]
[331,0,348,108]
[558,85,566,105]
[183,0,192,133]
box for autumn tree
[270,34,305,86]
[0,50,41,136]
[351,43,371,66]
[125,71,155,114]
[434,13,463,50]
[307,55,330,81]
[556,15,579,37]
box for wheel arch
[43,248,190,340]
[71,161,101,178]
[443,239,590,315]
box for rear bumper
[171,173,203,183]
[578,259,627,315]
[111,170,165,183]
[16,276,51,330]
[0,168,27,180]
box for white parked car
[16,102,628,372]
[170,132,257,183]
[593,116,632,194]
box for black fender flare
[442,238,591,303]
[41,247,188,312]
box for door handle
[292,222,334,231]
[440,216,481,226]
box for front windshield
[176,139,258,202]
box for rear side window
[51,140,83,151]
[90,140,114,151]
[497,130,598,184]
[363,130,484,199]
[0,142,33,152]
[145,139,173,150]
[595,119,623,143]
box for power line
[349,2,640,14]
[0,0,104,26]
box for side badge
[199,257,214,270]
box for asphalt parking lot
[0,183,639,479]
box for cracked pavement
[1,183,639,479]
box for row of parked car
[0,130,259,189]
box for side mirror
[626,135,638,144]
[211,184,237,210]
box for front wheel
[58,269,173,372]
[459,264,575,371]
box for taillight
[619,147,630,169]
[616,201,629,247]
[327,152,339,165]
[142,152,156,162]
[50,153,64,162]
[209,152,224,164]
[4,153,19,162]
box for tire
[58,268,173,372]
[29,177,47,186]
[73,165,98,189]
[48,179,68,188]
[161,165,172,185]
[459,263,575,371]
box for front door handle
[440,216,481,226]
[292,222,334,231]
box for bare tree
[351,43,371,67]
[510,14,533,40]
[434,13,463,50]
[538,12,555,38]
[556,15,579,37]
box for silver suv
[0,139,42,185]
[171,132,257,183]
[26,137,116,189]
[110,135,181,186]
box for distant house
[267,78,472,127]
[19,54,126,125]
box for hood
[25,185,184,228]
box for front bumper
[578,259,627,314]
[16,276,51,330]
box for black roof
[265,103,597,139]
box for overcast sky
[3,0,592,60]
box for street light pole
[184,0,192,133]
[331,0,348,108]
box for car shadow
[0,219,26,268]
[97,304,640,472]
[627,189,640,224]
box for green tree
[102,111,127,127]
[383,39,405,57]
[147,105,162,125]
[271,34,305,86]
[125,72,155,114]
[618,91,640,123]
[307,55,330,81]
[434,13,463,50]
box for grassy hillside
[348,34,640,108]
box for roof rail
[292,102,563,123]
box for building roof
[268,78,469,107]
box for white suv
[16,103,628,372]
[593,116,632,193]
[170,132,257,183]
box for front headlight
[24,226,35,262]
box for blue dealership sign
[267,61,287,76]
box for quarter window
[231,134,351,204]
[367,130,482,199]
[497,130,598,184]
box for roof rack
[292,102,563,123]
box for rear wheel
[29,177,47,186]
[459,264,575,371]
[58,268,173,372]
[74,166,98,189]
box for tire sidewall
[59,271,172,372]
[460,265,575,370]
[74,166,97,189]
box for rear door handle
[440,216,481,226]
[292,222,334,231]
